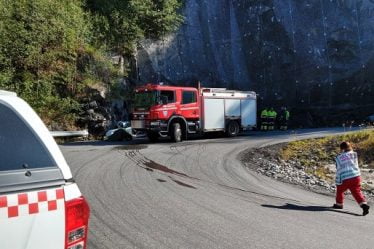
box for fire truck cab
[131,84,257,142]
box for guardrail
[50,130,89,138]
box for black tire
[147,131,159,142]
[124,134,133,141]
[226,121,240,137]
[171,123,182,142]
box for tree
[85,0,183,76]
[0,0,92,126]
[0,0,183,128]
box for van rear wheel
[226,121,239,137]
[171,123,182,142]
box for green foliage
[86,0,183,54]
[0,0,183,128]
[77,45,119,88]
[0,0,90,127]
[37,96,80,129]
[281,130,374,168]
[279,130,374,183]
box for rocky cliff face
[136,0,374,126]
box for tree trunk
[119,55,125,76]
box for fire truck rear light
[65,197,90,249]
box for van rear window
[0,103,57,171]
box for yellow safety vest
[269,111,277,118]
[261,110,269,118]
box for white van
[0,90,90,249]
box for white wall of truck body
[201,89,257,132]
[0,91,86,249]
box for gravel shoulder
[239,143,374,202]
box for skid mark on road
[73,150,110,178]
[116,144,148,151]
[123,149,193,178]
[120,149,302,202]
[169,176,197,189]
[167,143,202,164]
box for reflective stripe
[0,188,64,219]
[335,151,360,185]
[340,171,360,179]
[261,110,269,118]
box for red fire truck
[130,84,257,142]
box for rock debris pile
[255,159,336,192]
[241,144,374,200]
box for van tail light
[65,197,90,249]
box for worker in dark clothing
[260,108,269,131]
[268,107,277,131]
[279,107,290,130]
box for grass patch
[280,130,374,180]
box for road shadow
[262,203,361,216]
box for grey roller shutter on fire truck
[240,99,257,127]
[225,99,241,117]
[203,98,225,131]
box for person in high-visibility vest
[279,107,290,130]
[333,141,370,216]
[268,107,277,131]
[260,108,269,131]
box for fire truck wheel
[226,121,239,137]
[171,123,182,142]
[147,131,159,142]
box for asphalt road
[61,128,374,249]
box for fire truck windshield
[134,91,157,109]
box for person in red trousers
[332,142,370,216]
